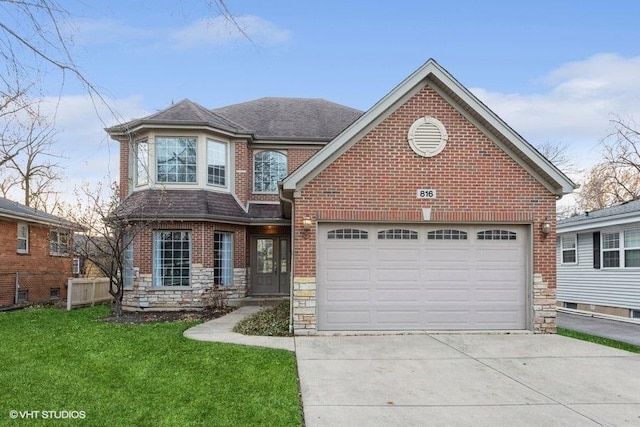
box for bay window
[207,139,227,187]
[156,137,197,183]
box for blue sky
[6,0,640,204]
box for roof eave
[283,59,578,196]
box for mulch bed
[101,307,235,324]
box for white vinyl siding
[557,230,640,312]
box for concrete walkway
[183,306,295,352]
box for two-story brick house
[108,59,576,334]
[0,197,76,306]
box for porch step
[238,296,289,308]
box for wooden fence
[66,278,112,310]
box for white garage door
[317,224,529,331]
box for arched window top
[378,229,418,240]
[254,150,287,193]
[477,230,517,240]
[327,229,369,240]
[427,229,468,240]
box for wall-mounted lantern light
[303,217,312,231]
[541,221,552,235]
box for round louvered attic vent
[407,116,448,157]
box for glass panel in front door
[257,239,274,274]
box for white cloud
[470,54,640,167]
[169,15,291,48]
[9,95,150,205]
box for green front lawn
[558,327,640,354]
[0,306,302,426]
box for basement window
[564,302,578,310]
[631,310,640,319]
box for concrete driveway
[295,334,640,426]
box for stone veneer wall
[292,277,316,334]
[122,266,248,311]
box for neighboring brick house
[0,197,76,306]
[108,59,576,334]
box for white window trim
[560,235,578,265]
[152,230,192,287]
[213,232,233,287]
[253,150,287,194]
[50,229,70,256]
[206,139,229,189]
[17,223,29,254]
[155,136,199,185]
[134,139,149,187]
[601,228,640,269]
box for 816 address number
[416,189,436,199]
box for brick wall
[0,219,71,306]
[292,84,558,333]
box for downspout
[278,183,295,335]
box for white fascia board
[558,214,640,234]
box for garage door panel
[376,268,420,282]
[424,248,471,262]
[324,288,370,303]
[322,310,371,327]
[376,310,422,327]
[375,288,420,302]
[324,248,371,263]
[317,224,528,331]
[476,248,521,262]
[425,268,470,282]
[326,268,370,282]
[376,248,421,262]
[476,289,522,302]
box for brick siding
[0,219,71,306]
[291,85,558,333]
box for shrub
[233,300,291,336]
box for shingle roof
[107,97,363,142]
[0,196,77,229]
[212,97,363,140]
[106,99,248,135]
[559,199,640,226]
[115,190,288,223]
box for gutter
[278,183,295,335]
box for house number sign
[416,189,437,199]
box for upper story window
[254,150,287,193]
[207,139,227,187]
[135,140,149,186]
[603,229,640,268]
[50,230,70,256]
[17,223,28,253]
[560,235,577,264]
[156,137,197,183]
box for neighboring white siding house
[557,199,640,320]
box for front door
[251,235,290,295]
